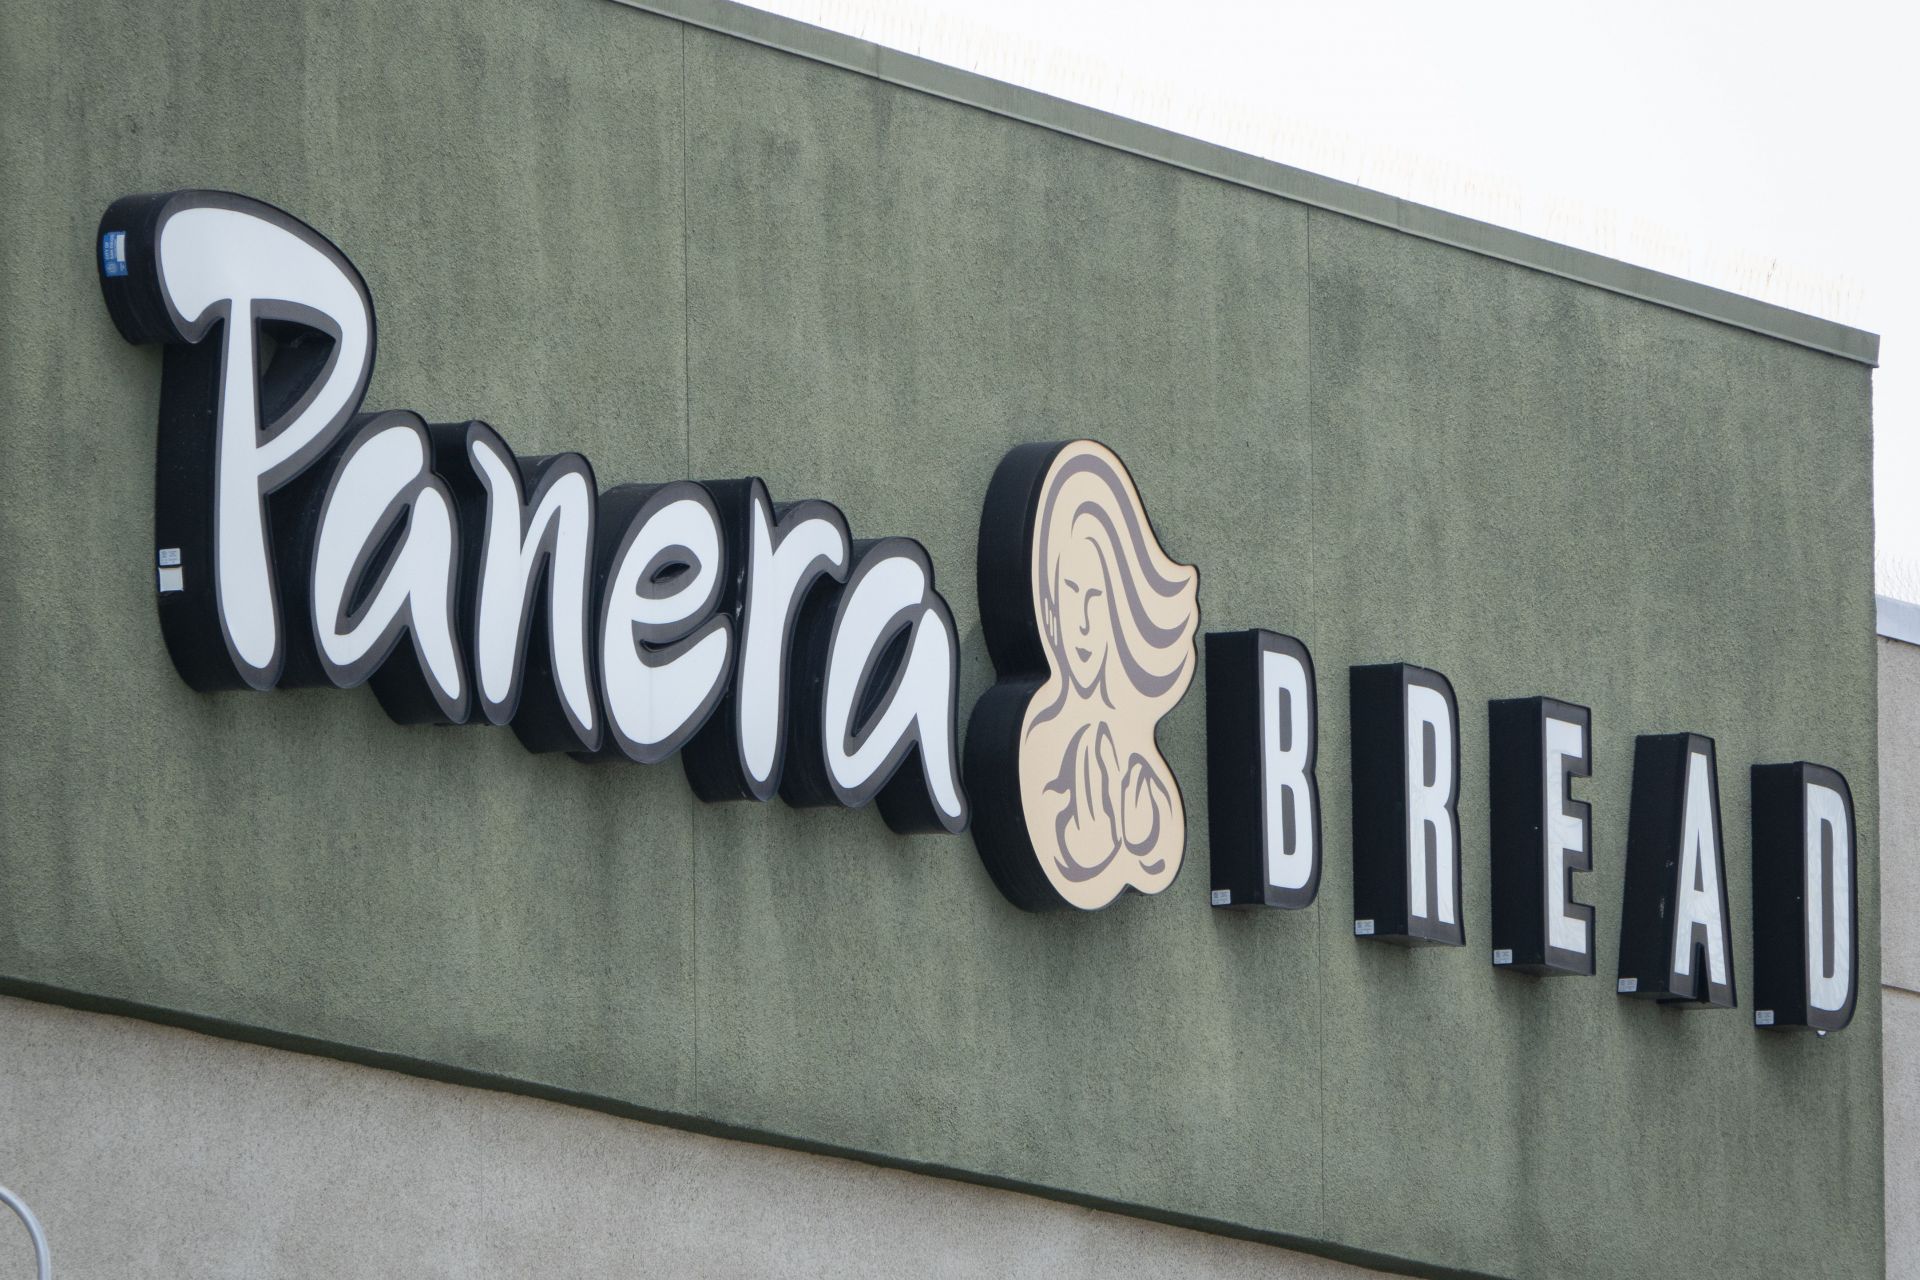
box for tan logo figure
[970,440,1200,911]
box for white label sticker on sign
[157,566,185,594]
[157,547,182,567]
[1617,978,1638,994]
[1353,919,1375,936]
[1755,1010,1775,1027]
[1492,949,1513,966]
[1209,889,1231,907]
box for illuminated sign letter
[684,480,851,802]
[1350,663,1463,945]
[1488,697,1594,975]
[98,190,375,692]
[780,539,968,833]
[588,483,732,764]
[1618,734,1735,1008]
[1206,630,1319,910]
[1751,762,1856,1031]
[274,411,468,724]
[443,423,602,752]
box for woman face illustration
[1058,521,1112,697]
[1009,440,1200,911]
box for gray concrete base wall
[1888,988,1919,1279]
[1879,637,1920,1277]
[0,995,1388,1280]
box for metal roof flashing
[614,0,1881,368]
[1880,595,1920,646]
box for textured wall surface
[1880,638,1919,1278]
[0,996,1391,1280]
[1885,638,1920,996]
[1888,992,1919,1280]
[0,0,1883,1276]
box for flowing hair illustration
[967,440,1200,910]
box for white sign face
[1671,748,1732,989]
[1803,780,1853,1015]
[1259,643,1318,898]
[1541,712,1592,959]
[1402,679,1459,933]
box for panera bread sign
[98,191,1856,1032]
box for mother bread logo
[967,441,1200,910]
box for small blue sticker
[101,230,128,278]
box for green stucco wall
[0,1,1882,1276]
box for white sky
[741,0,1920,597]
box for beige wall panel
[1882,637,1918,1278]
[1889,989,1920,1279]
[1882,639,1920,993]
